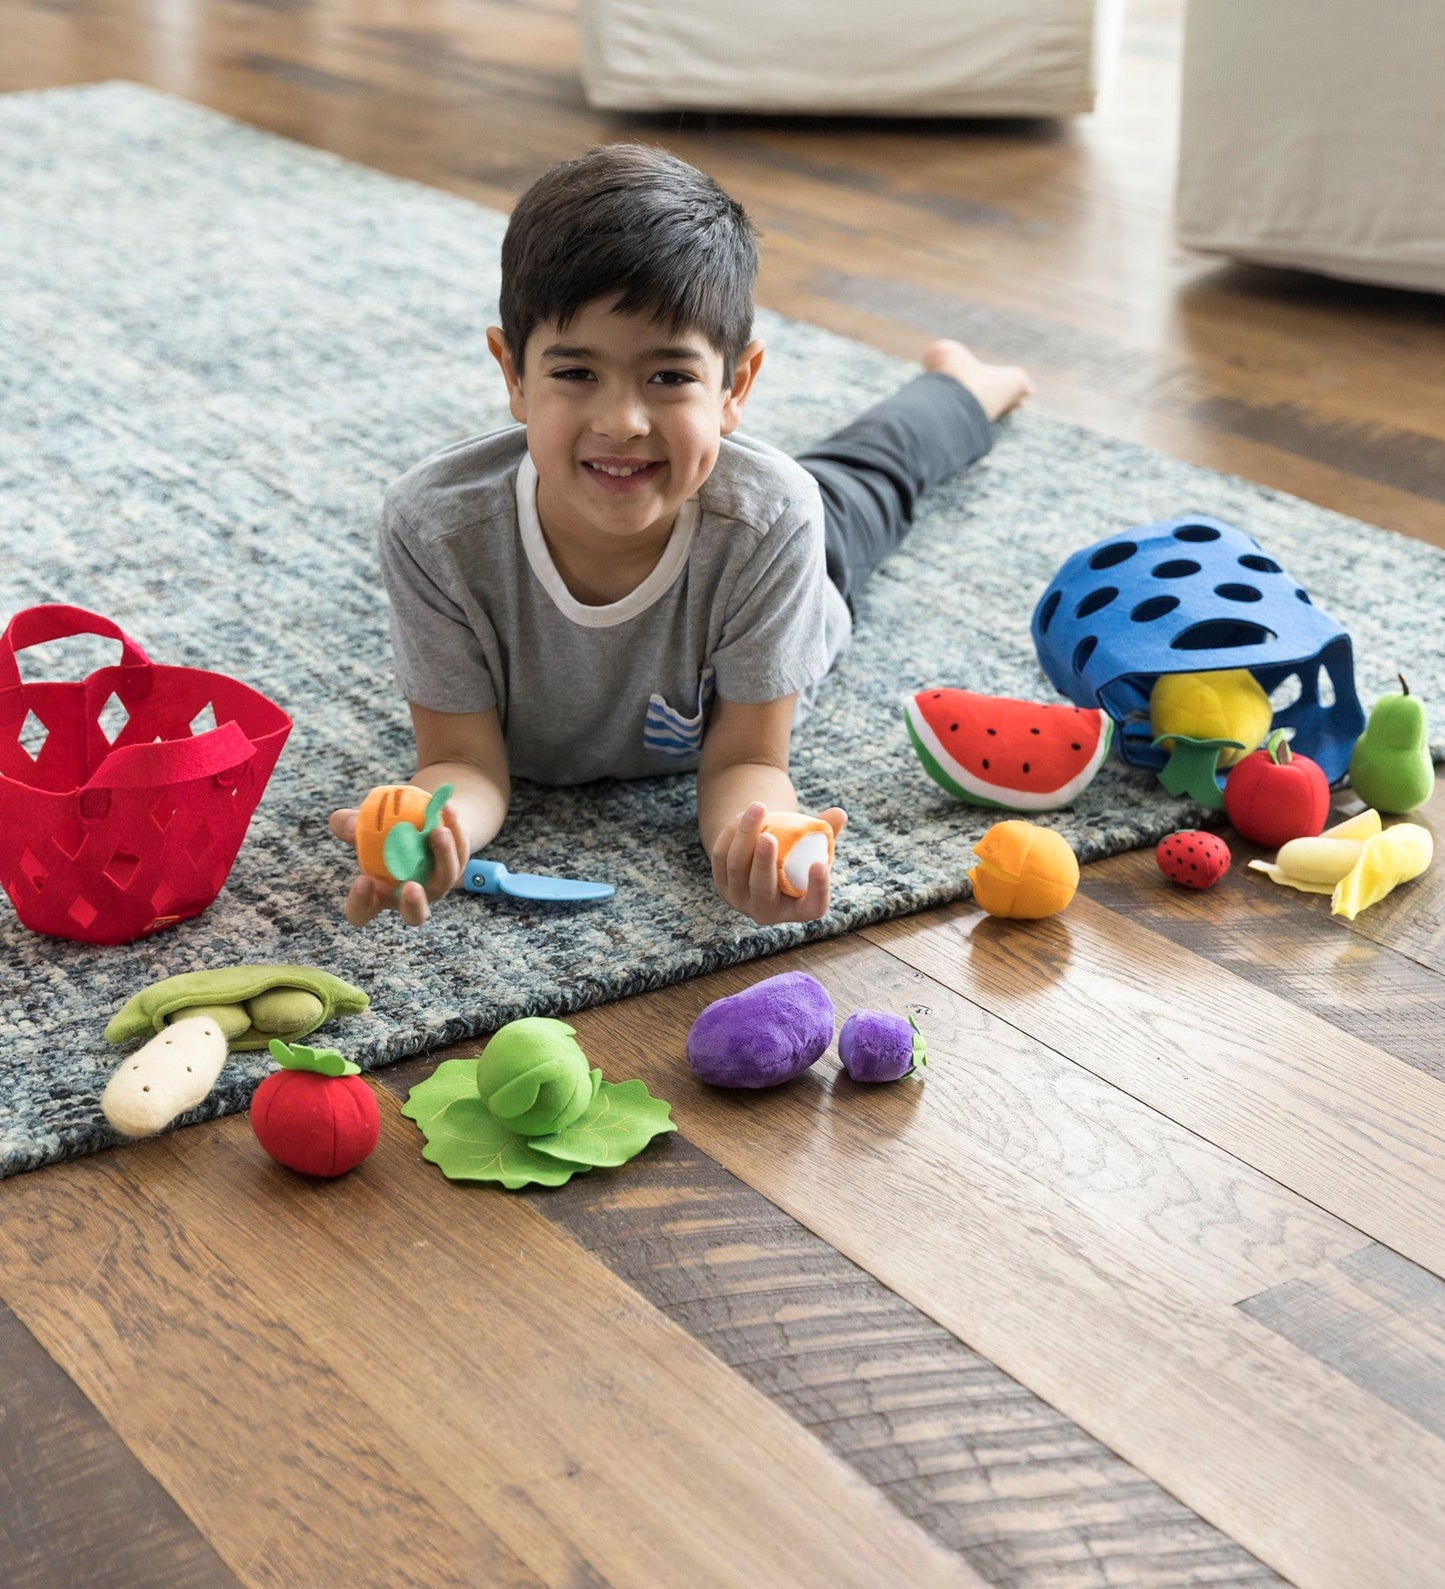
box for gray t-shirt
[379,425,852,785]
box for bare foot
[922,338,1033,422]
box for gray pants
[797,371,993,614]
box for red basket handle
[84,717,256,792]
[0,605,154,699]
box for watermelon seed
[1030,727,1041,735]
[986,728,996,736]
[1022,763,1030,774]
[982,759,990,770]
[1071,742,1081,751]
[950,723,958,732]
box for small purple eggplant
[686,971,835,1089]
[838,1011,927,1083]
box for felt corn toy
[761,812,836,898]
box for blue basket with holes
[1031,514,1364,781]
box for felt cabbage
[476,1017,594,1136]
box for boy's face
[486,296,764,557]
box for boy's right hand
[327,796,469,927]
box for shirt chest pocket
[642,667,716,759]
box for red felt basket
[0,605,292,945]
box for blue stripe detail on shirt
[643,668,715,760]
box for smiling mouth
[583,460,663,479]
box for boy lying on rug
[328,144,1031,926]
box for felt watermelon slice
[904,689,1113,811]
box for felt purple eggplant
[838,1011,927,1083]
[685,971,835,1089]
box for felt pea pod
[105,965,369,1052]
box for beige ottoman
[578,0,1125,118]
[1176,1,1445,294]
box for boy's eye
[650,370,697,386]
[551,368,595,382]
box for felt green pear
[1348,676,1434,814]
[476,1017,593,1137]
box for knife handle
[463,859,506,895]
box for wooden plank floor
[3,2,1444,1585]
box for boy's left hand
[711,802,847,925]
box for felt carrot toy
[760,812,835,898]
[355,783,452,887]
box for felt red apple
[1223,730,1330,848]
[250,1040,380,1177]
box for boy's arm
[698,694,845,925]
[329,703,510,927]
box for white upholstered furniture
[1176,2,1445,294]
[578,0,1126,119]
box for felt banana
[1331,824,1433,921]
[1249,808,1433,919]
[1249,809,1382,894]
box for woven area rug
[3,83,1442,1179]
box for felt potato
[105,965,369,1053]
[101,1015,229,1138]
[686,971,835,1088]
[969,820,1079,919]
[761,812,835,898]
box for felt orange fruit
[761,812,836,898]
[969,820,1079,919]
[356,784,435,884]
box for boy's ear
[486,326,528,424]
[720,340,765,435]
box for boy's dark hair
[499,143,759,381]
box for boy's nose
[591,388,650,439]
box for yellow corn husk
[1331,823,1433,921]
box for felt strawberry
[250,1039,380,1178]
[1156,830,1232,890]
[1223,730,1330,848]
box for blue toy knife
[463,859,615,902]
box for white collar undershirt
[515,451,698,629]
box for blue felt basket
[1031,514,1365,781]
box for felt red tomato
[251,1040,380,1178]
[1223,729,1330,848]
